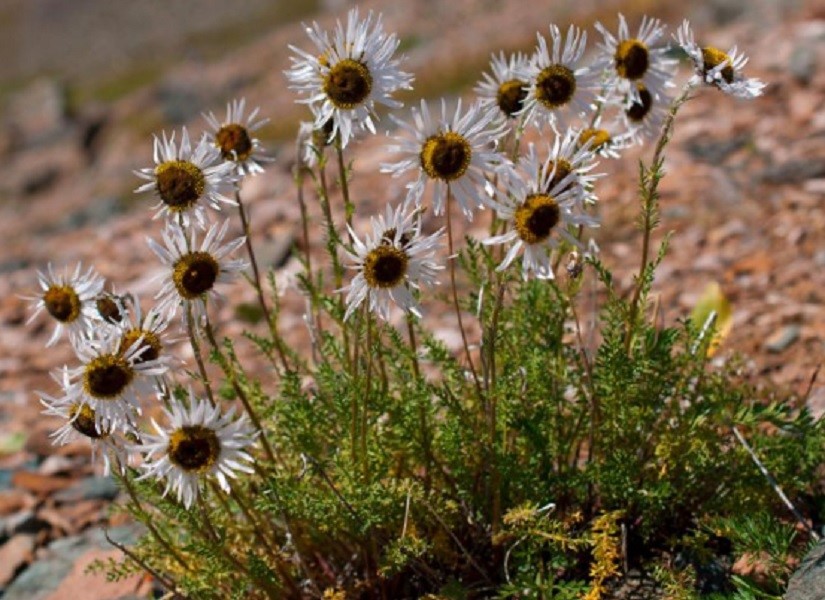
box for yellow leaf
[689,282,732,357]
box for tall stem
[335,138,354,234]
[235,187,290,372]
[624,86,693,354]
[186,304,215,407]
[445,186,484,402]
[202,315,280,468]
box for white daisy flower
[286,8,413,148]
[204,98,273,178]
[382,99,511,220]
[484,143,598,279]
[41,375,128,475]
[48,327,168,434]
[133,390,256,509]
[147,220,248,322]
[115,298,177,369]
[134,128,237,229]
[676,20,765,99]
[519,24,600,133]
[594,14,676,106]
[342,203,444,321]
[621,81,671,144]
[475,51,531,121]
[534,126,603,207]
[26,263,105,347]
[576,121,635,160]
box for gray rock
[59,196,124,231]
[3,79,68,147]
[254,232,296,270]
[3,525,144,599]
[0,510,49,540]
[789,43,817,86]
[762,160,825,184]
[786,539,825,600]
[764,324,801,353]
[52,476,120,504]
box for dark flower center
[173,252,220,299]
[364,245,408,289]
[323,59,373,109]
[69,403,103,439]
[44,285,81,323]
[615,39,649,80]
[215,124,253,161]
[168,425,220,472]
[95,295,122,323]
[515,194,561,244]
[420,132,472,181]
[535,64,577,109]
[83,354,134,399]
[496,79,528,117]
[626,84,653,122]
[155,160,205,210]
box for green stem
[202,315,280,468]
[185,304,215,407]
[445,185,484,403]
[624,86,693,355]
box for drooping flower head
[676,20,765,99]
[382,99,511,220]
[519,24,599,133]
[134,128,237,229]
[342,203,443,321]
[148,219,248,322]
[134,390,256,509]
[41,372,128,475]
[536,127,603,207]
[204,98,273,178]
[286,8,413,148]
[26,263,105,347]
[484,143,598,279]
[621,81,672,144]
[475,51,531,122]
[115,298,176,369]
[594,14,676,106]
[576,120,635,159]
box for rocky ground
[0,0,823,597]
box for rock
[764,324,801,353]
[156,81,202,124]
[53,477,120,504]
[2,525,143,600]
[41,547,153,600]
[255,232,296,270]
[788,42,817,86]
[0,534,36,589]
[0,490,32,516]
[786,539,825,600]
[10,472,74,495]
[3,79,68,147]
[762,160,825,184]
[0,510,50,540]
[57,197,124,232]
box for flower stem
[445,185,484,402]
[235,187,290,372]
[202,314,280,468]
[624,86,693,355]
[185,304,215,407]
